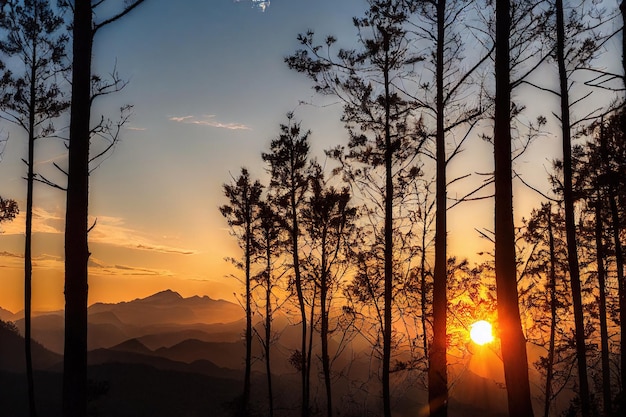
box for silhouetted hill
[7,291,245,353]
[109,338,153,355]
[0,363,242,417]
[88,362,241,417]
[135,318,246,349]
[88,289,243,326]
[0,306,16,321]
[154,339,248,369]
[0,320,61,372]
[88,347,242,380]
[15,313,132,354]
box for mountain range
[0,289,516,416]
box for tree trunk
[543,205,557,417]
[420,217,429,363]
[621,1,625,88]
[429,1,448,415]
[321,228,333,417]
[608,190,625,396]
[291,181,308,417]
[265,234,274,417]
[494,2,534,417]
[25,16,38,416]
[594,193,612,415]
[63,2,92,417]
[243,207,252,412]
[555,2,591,415]
[382,29,393,417]
[265,274,274,417]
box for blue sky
[0,0,372,310]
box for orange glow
[470,320,494,345]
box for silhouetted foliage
[262,113,312,417]
[220,167,263,414]
[0,2,68,415]
[287,2,425,415]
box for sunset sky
[0,0,621,313]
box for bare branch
[93,0,148,34]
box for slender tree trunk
[621,1,625,88]
[612,1,626,400]
[25,17,38,416]
[306,285,315,399]
[555,2,591,415]
[608,190,626,395]
[382,29,394,417]
[63,2,92,417]
[429,1,448,415]
[290,167,308,417]
[320,228,333,417]
[264,236,274,417]
[543,205,557,417]
[493,2,534,417]
[243,208,252,412]
[594,193,612,415]
[420,221,429,362]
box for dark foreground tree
[220,167,263,415]
[255,198,282,417]
[0,2,67,415]
[287,3,424,415]
[493,1,534,416]
[411,1,489,414]
[302,165,357,417]
[262,113,311,417]
[60,1,146,416]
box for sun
[470,320,494,345]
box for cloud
[1,207,197,256]
[0,206,64,235]
[88,256,173,276]
[88,215,198,256]
[168,114,251,131]
[0,251,63,269]
[234,0,270,12]
[124,126,147,131]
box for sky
[0,0,622,313]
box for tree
[220,167,263,415]
[595,112,626,404]
[262,113,311,417]
[287,3,425,415]
[578,110,626,410]
[493,1,535,415]
[0,2,67,415]
[60,1,147,416]
[301,165,357,417]
[254,198,283,417]
[409,1,489,414]
[521,203,576,417]
[0,195,18,223]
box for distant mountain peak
[141,289,183,302]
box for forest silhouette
[0,1,625,417]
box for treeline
[220,1,626,417]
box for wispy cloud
[88,215,198,256]
[168,114,251,131]
[0,251,63,269]
[89,256,173,276]
[0,207,197,256]
[0,206,64,235]
[125,126,147,131]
